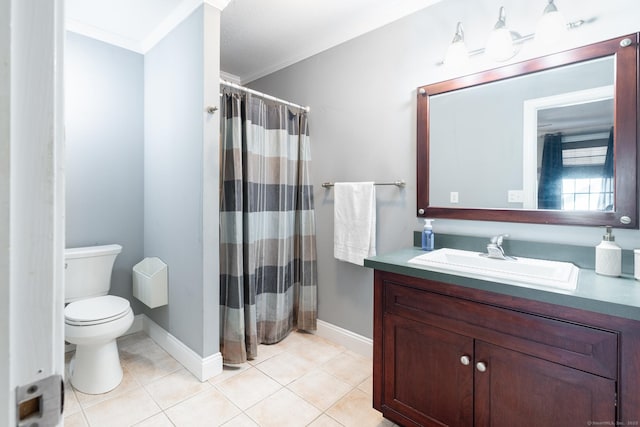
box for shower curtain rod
[220,79,310,113]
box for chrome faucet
[483,234,514,260]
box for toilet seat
[65,295,131,326]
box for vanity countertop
[365,247,640,321]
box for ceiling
[66,0,443,83]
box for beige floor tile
[83,387,161,427]
[254,351,316,385]
[247,341,286,365]
[64,411,89,427]
[286,335,345,366]
[145,367,212,409]
[165,387,241,427]
[307,414,344,427]
[270,330,307,351]
[288,370,352,411]
[326,389,393,427]
[63,380,82,416]
[116,331,148,349]
[215,367,281,410]
[133,412,175,426]
[125,348,183,385]
[117,333,158,363]
[221,413,260,426]
[119,335,170,363]
[245,388,321,427]
[74,364,142,408]
[321,351,372,386]
[209,363,251,385]
[357,376,373,396]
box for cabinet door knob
[476,362,487,372]
[460,355,471,366]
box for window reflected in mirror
[534,91,614,211]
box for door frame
[1,0,65,424]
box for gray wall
[65,32,145,312]
[248,0,640,339]
[144,5,221,357]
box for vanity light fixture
[441,1,585,65]
[534,0,568,49]
[443,22,469,67]
[485,6,520,62]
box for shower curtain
[219,88,318,364]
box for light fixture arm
[462,19,584,61]
[543,0,558,14]
[452,22,464,43]
[494,6,507,30]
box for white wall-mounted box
[133,257,168,308]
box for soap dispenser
[595,226,621,277]
[422,219,434,251]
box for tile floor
[63,330,398,427]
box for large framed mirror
[417,33,638,228]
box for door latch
[16,375,63,427]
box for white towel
[334,182,376,266]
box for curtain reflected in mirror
[537,126,614,211]
[538,133,563,209]
[600,129,614,210]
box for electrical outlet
[508,190,524,203]
[450,192,459,204]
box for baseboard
[142,315,223,382]
[312,319,373,359]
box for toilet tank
[65,244,122,303]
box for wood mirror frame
[417,33,639,228]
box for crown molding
[66,0,232,55]
[66,19,145,53]
[204,0,231,11]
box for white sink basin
[408,248,579,291]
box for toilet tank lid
[65,244,122,259]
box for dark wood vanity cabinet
[373,271,640,427]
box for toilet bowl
[64,244,133,395]
[65,295,133,394]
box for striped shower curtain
[220,89,318,364]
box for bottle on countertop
[422,219,434,251]
[595,226,621,277]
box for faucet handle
[490,234,509,245]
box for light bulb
[535,0,568,49]
[444,22,469,68]
[486,7,516,62]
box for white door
[1,0,65,425]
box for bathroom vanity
[366,246,640,427]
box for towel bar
[321,181,405,188]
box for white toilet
[64,244,134,395]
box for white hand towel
[334,182,376,266]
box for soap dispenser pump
[422,219,434,251]
[595,226,621,277]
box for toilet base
[70,340,123,394]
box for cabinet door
[474,341,616,427]
[383,314,474,427]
